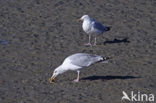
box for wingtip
[105,26,111,31]
[103,56,113,60]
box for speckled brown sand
[0,0,156,103]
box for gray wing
[92,20,109,33]
[68,53,103,67]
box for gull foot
[93,43,97,46]
[73,79,79,83]
[84,43,92,46]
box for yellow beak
[49,77,55,83]
[77,18,81,22]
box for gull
[49,53,110,83]
[78,15,110,46]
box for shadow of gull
[81,75,140,81]
[103,38,130,44]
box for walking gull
[78,15,110,46]
[49,53,110,83]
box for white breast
[82,20,92,34]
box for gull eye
[54,71,57,73]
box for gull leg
[93,36,97,46]
[85,34,92,46]
[73,70,80,82]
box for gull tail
[104,26,111,31]
[98,56,112,63]
[102,56,112,63]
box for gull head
[49,65,66,83]
[78,15,90,21]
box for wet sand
[0,0,156,103]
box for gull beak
[77,18,81,22]
[49,76,55,83]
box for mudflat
[0,0,156,103]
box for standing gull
[49,53,110,83]
[78,15,110,46]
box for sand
[0,0,156,103]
